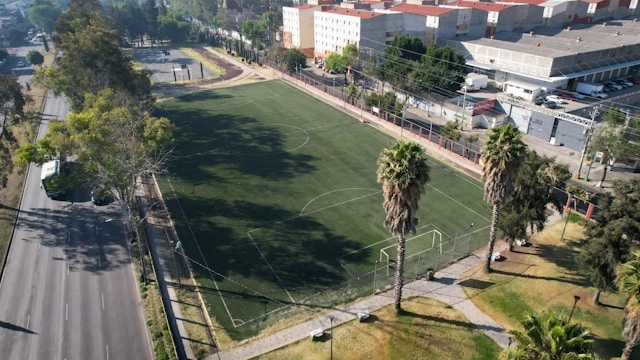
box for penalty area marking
[299,188,381,216]
[224,123,310,155]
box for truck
[576,82,605,97]
[462,73,488,92]
[40,159,66,199]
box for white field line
[246,232,296,304]
[427,183,490,222]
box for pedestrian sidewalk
[216,251,510,360]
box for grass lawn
[155,80,490,342]
[256,297,502,360]
[460,216,635,360]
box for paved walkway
[216,252,510,360]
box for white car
[592,91,608,99]
[545,95,567,104]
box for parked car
[617,78,633,87]
[602,84,616,92]
[604,81,623,90]
[541,101,558,109]
[627,77,640,85]
[545,95,567,104]
[592,91,608,99]
[16,61,24,67]
[91,187,112,206]
[559,92,576,100]
[534,96,545,105]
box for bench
[310,328,324,340]
[357,310,370,322]
[515,239,527,247]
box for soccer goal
[379,229,442,276]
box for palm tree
[481,124,527,272]
[377,140,430,312]
[501,311,598,360]
[616,250,640,360]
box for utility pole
[576,105,601,179]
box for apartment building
[313,8,393,57]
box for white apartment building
[283,4,325,52]
[314,8,390,58]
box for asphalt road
[0,92,152,359]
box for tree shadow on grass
[532,242,590,287]
[399,309,504,333]
[489,269,588,287]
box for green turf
[155,80,490,340]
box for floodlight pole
[568,295,581,323]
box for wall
[528,112,555,142]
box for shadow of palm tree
[0,320,37,334]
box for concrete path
[216,252,510,360]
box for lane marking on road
[67,261,69,277]
[101,292,105,310]
[65,303,68,321]
[106,344,109,360]
[26,313,30,329]
[95,224,99,237]
[98,254,101,268]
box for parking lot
[130,48,216,84]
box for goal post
[378,229,442,276]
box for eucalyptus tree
[616,250,640,360]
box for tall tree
[481,124,527,271]
[18,89,174,207]
[53,0,102,45]
[28,0,62,33]
[36,19,152,111]
[499,152,570,250]
[410,45,467,93]
[580,178,640,304]
[500,311,598,360]
[382,35,425,88]
[616,250,640,360]
[589,107,640,187]
[377,140,430,312]
[26,50,44,67]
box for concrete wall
[403,13,427,44]
[512,4,544,32]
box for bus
[40,159,65,199]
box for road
[0,93,153,359]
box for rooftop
[451,1,515,11]
[321,7,386,18]
[457,19,640,59]
[390,4,455,16]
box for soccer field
[155,80,490,340]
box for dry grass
[460,217,631,359]
[255,297,501,360]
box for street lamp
[329,315,334,360]
[568,295,581,323]
[373,260,379,295]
